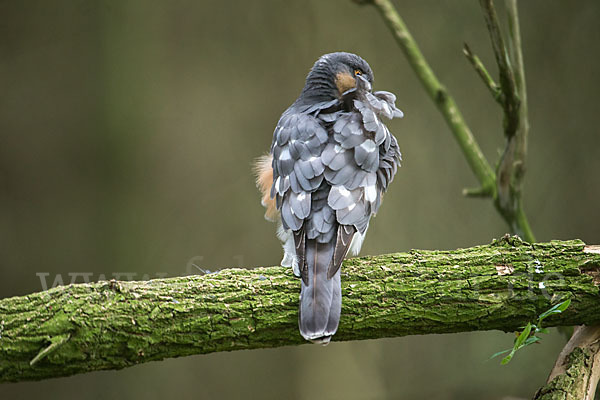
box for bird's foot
[281,253,301,278]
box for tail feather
[298,239,341,343]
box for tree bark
[534,325,600,400]
[1,237,599,383]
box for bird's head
[299,52,374,103]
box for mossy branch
[1,238,599,383]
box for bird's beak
[356,74,372,92]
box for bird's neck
[297,70,339,105]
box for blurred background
[1,0,599,398]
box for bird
[255,52,403,344]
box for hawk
[255,52,403,344]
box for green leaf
[498,324,533,365]
[523,336,541,346]
[492,300,571,365]
[490,348,512,360]
[556,299,572,312]
[538,299,571,322]
[514,322,532,350]
[501,350,515,365]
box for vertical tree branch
[479,0,535,242]
[354,0,497,196]
[354,0,535,242]
[505,0,532,240]
[506,0,530,167]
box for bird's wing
[270,108,333,284]
[370,90,403,193]
[321,80,404,278]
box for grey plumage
[298,239,340,343]
[268,52,403,343]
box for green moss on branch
[1,238,599,383]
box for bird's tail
[298,239,341,345]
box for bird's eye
[354,69,362,76]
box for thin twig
[463,42,503,104]
[479,0,520,138]
[29,333,71,366]
[505,0,530,198]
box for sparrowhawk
[255,52,403,344]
